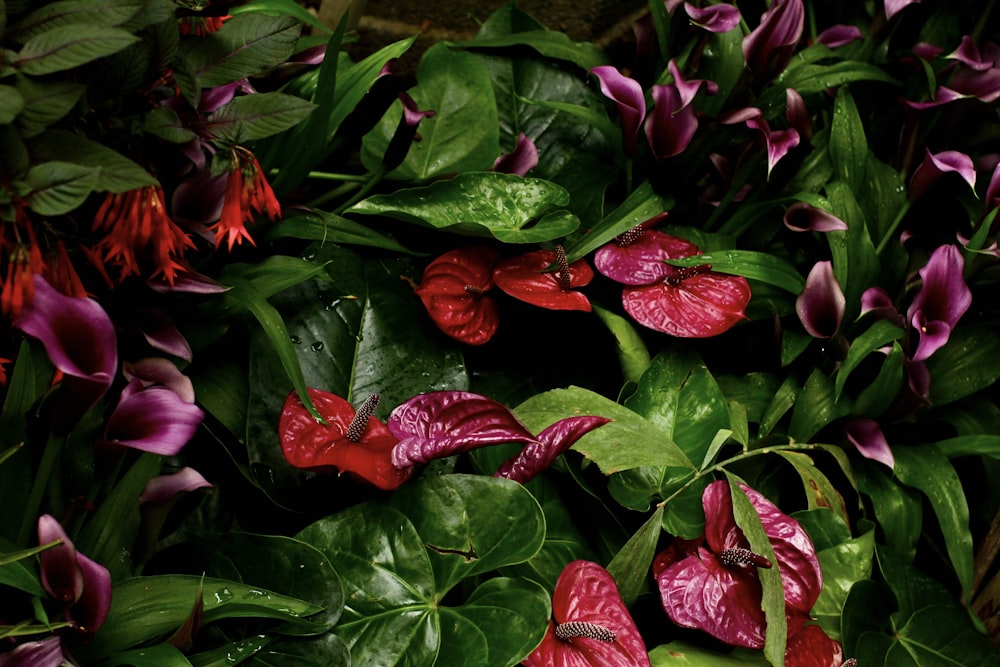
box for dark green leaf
[777,61,900,96]
[759,374,800,437]
[0,341,38,542]
[11,0,143,40]
[15,25,139,75]
[449,30,609,71]
[857,605,998,666]
[240,634,351,667]
[926,325,1000,406]
[777,451,849,524]
[23,160,98,215]
[230,0,333,34]
[0,86,24,124]
[789,368,850,442]
[143,106,198,143]
[207,91,317,142]
[607,505,664,606]
[835,319,905,400]
[936,434,1000,458]
[592,304,651,385]
[856,462,922,560]
[185,14,301,87]
[267,210,417,254]
[27,130,157,191]
[852,342,905,417]
[828,87,868,193]
[12,76,85,137]
[666,251,805,293]
[95,643,192,667]
[694,26,744,117]
[825,181,878,318]
[563,180,671,262]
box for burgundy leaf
[415,246,501,345]
[492,249,593,311]
[494,416,611,483]
[622,272,751,337]
[388,391,538,468]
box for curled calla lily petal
[147,268,229,294]
[742,0,804,78]
[906,244,972,361]
[796,261,845,338]
[593,218,686,285]
[622,271,751,338]
[68,552,112,633]
[280,388,412,491]
[135,309,194,362]
[684,3,741,33]
[784,202,849,233]
[383,91,436,171]
[745,116,800,176]
[909,149,976,200]
[784,623,844,667]
[885,0,921,20]
[38,514,83,604]
[667,59,718,110]
[103,379,205,456]
[492,249,593,311]
[784,88,812,142]
[859,287,904,326]
[845,419,895,469]
[13,275,117,433]
[0,637,65,667]
[140,467,213,504]
[415,246,501,345]
[986,159,1000,212]
[816,24,864,48]
[388,391,538,468]
[645,84,699,160]
[590,66,645,156]
[495,416,611,483]
[524,560,651,667]
[656,481,822,649]
[123,357,196,404]
[493,133,539,176]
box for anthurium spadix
[523,560,650,667]
[492,246,594,311]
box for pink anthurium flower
[783,202,849,233]
[280,389,412,491]
[523,560,651,667]
[796,261,846,339]
[784,623,845,667]
[593,216,692,285]
[37,515,111,634]
[102,378,205,456]
[654,481,822,649]
[494,416,611,483]
[388,391,538,468]
[13,275,117,434]
[908,149,976,200]
[493,133,539,176]
[845,419,895,469]
[742,0,804,78]
[906,244,972,361]
[492,247,593,312]
[590,66,645,156]
[415,246,501,345]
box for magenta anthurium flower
[388,391,538,468]
[493,133,539,176]
[623,268,751,338]
[683,3,741,33]
[492,248,594,312]
[796,261,846,339]
[37,515,112,634]
[415,246,501,346]
[783,202,848,233]
[523,560,651,667]
[906,244,972,361]
[594,221,696,285]
[908,149,976,200]
[845,419,895,469]
[102,379,204,456]
[494,416,611,483]
[140,467,213,504]
[13,275,117,434]
[742,0,804,78]
[590,66,645,156]
[0,637,66,667]
[654,481,822,649]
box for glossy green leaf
[826,181,879,318]
[789,368,850,442]
[23,160,98,215]
[143,106,198,143]
[856,462,922,560]
[609,467,707,538]
[240,634,351,667]
[936,434,1000,458]
[185,14,301,87]
[893,445,973,598]
[607,505,663,606]
[693,26,744,117]
[0,543,44,596]
[96,643,192,667]
[777,451,849,524]
[563,180,671,262]
[666,250,805,293]
[777,60,900,96]
[361,43,500,180]
[449,30,609,71]
[15,25,139,75]
[862,153,907,241]
[592,304,651,384]
[0,341,38,542]
[514,385,693,473]
[649,641,768,666]
[759,374,800,436]
[348,172,577,243]
[926,325,1000,406]
[829,87,868,193]
[835,319,904,400]
[857,605,998,665]
[208,92,317,142]
[27,129,157,192]
[852,341,905,417]
[266,210,417,254]
[188,635,273,667]
[230,0,333,34]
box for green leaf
[361,43,500,180]
[607,505,664,606]
[563,180,671,262]
[267,210,417,254]
[592,303,651,385]
[857,605,999,666]
[777,451,849,524]
[936,434,1000,458]
[856,462,922,560]
[15,25,139,75]
[27,130,157,192]
[514,386,694,473]
[185,14,301,87]
[649,641,768,666]
[95,643,192,667]
[693,26,744,117]
[143,106,198,144]
[759,374,800,437]
[22,160,98,215]
[926,325,1000,406]
[828,87,868,193]
[11,0,143,40]
[789,368,850,442]
[835,319,904,400]
[349,172,576,243]
[449,29,609,71]
[0,544,44,596]
[0,341,38,542]
[230,0,333,34]
[666,250,805,293]
[893,445,973,598]
[12,76,85,137]
[0,86,24,124]
[776,60,900,96]
[852,342,905,417]
[238,634,351,667]
[207,91,317,142]
[825,181,878,318]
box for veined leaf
[142,107,197,144]
[15,25,139,75]
[185,14,301,87]
[206,91,316,142]
[829,87,868,193]
[11,0,143,40]
[607,505,664,606]
[27,130,157,192]
[0,86,25,124]
[835,319,904,400]
[230,0,333,34]
[12,77,85,137]
[449,29,609,71]
[266,210,417,254]
[23,160,98,215]
[667,250,805,294]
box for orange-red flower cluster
[210,148,281,250]
[179,14,231,37]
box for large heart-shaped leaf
[349,172,577,243]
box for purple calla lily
[134,309,194,362]
[140,467,213,504]
[388,391,539,468]
[591,66,646,156]
[784,88,812,142]
[845,419,895,469]
[654,481,822,649]
[123,357,196,404]
[683,3,741,33]
[102,379,205,455]
[906,244,972,361]
[494,416,611,483]
[796,261,846,339]
[645,84,699,160]
[860,286,905,326]
[37,515,112,634]
[742,0,804,79]
[945,37,1000,103]
[784,202,849,233]
[885,0,921,20]
[493,133,539,176]
[13,275,117,434]
[68,552,112,633]
[908,149,976,200]
[816,24,864,48]
[721,108,800,176]
[668,59,718,109]
[383,92,436,171]
[0,637,66,667]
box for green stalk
[875,201,913,256]
[18,433,64,545]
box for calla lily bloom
[0,637,66,667]
[102,379,205,456]
[885,0,921,21]
[383,91,436,171]
[906,244,972,361]
[783,202,848,233]
[742,0,804,79]
[37,515,112,634]
[123,357,196,404]
[135,309,194,362]
[415,246,501,345]
[796,261,846,339]
[816,25,864,48]
[492,247,593,312]
[280,389,412,491]
[523,560,651,667]
[845,419,895,469]
[654,481,822,649]
[140,467,213,504]
[860,286,905,326]
[494,133,539,176]
[945,37,1000,103]
[645,84,699,160]
[908,149,976,200]
[682,3,741,33]
[14,275,117,434]
[494,416,611,484]
[720,107,800,176]
[590,66,645,156]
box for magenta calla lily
[946,37,1000,103]
[13,275,117,434]
[134,309,194,362]
[383,91,436,171]
[494,132,539,176]
[494,416,611,483]
[683,3,741,33]
[523,560,651,667]
[906,244,972,361]
[885,0,921,20]
[816,24,864,48]
[140,467,213,504]
[0,637,65,667]
[845,418,895,469]
[908,149,976,200]
[590,66,645,156]
[123,357,196,404]
[37,515,112,634]
[645,84,699,160]
[796,261,846,339]
[654,481,822,649]
[742,0,804,78]
[102,379,205,455]
[784,202,849,233]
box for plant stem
[334,165,386,216]
[306,181,361,209]
[305,171,370,183]
[18,433,64,545]
[875,201,913,256]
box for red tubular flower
[92,186,195,285]
[654,481,822,650]
[279,389,413,491]
[415,246,501,345]
[524,560,650,667]
[211,148,281,250]
[492,247,593,311]
[179,14,231,36]
[0,209,44,318]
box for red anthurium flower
[415,246,501,345]
[524,560,650,667]
[494,416,611,483]
[622,269,751,338]
[211,147,281,250]
[492,247,593,312]
[654,481,822,649]
[280,389,412,491]
[388,391,538,469]
[784,623,844,667]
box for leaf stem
[334,165,386,216]
[305,171,370,183]
[875,200,913,256]
[18,433,64,545]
